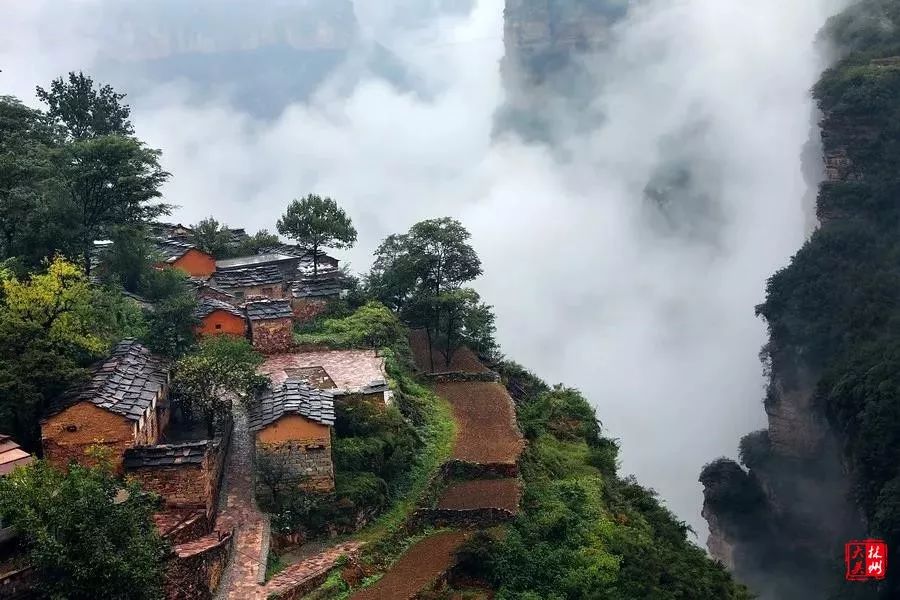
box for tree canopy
[36,71,134,140]
[0,457,168,600]
[276,194,357,276]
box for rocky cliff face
[496,0,628,142]
[701,2,900,598]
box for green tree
[0,458,167,600]
[100,225,154,292]
[0,258,112,447]
[234,228,281,257]
[173,336,267,437]
[36,71,134,140]
[431,287,498,367]
[191,216,234,258]
[59,135,171,275]
[276,194,357,276]
[142,292,198,359]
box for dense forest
[701,1,900,598]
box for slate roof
[0,434,33,476]
[245,299,294,321]
[48,339,171,422]
[195,297,246,320]
[248,378,335,431]
[124,441,208,469]
[212,265,285,289]
[291,272,344,298]
[154,238,201,264]
[215,253,297,270]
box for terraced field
[435,381,524,466]
[437,478,522,513]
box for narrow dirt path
[437,478,522,513]
[350,531,470,600]
[214,404,268,600]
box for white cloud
[1,0,849,537]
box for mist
[0,0,848,536]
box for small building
[261,350,391,405]
[155,239,216,278]
[291,271,344,323]
[256,244,340,271]
[248,378,335,492]
[41,340,171,474]
[0,435,33,476]
[215,253,300,281]
[195,297,248,337]
[211,265,286,301]
[246,299,294,353]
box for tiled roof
[215,253,297,270]
[245,298,294,321]
[154,238,201,264]
[124,441,208,469]
[248,378,335,430]
[0,434,33,476]
[291,272,344,298]
[195,297,245,320]
[212,265,285,289]
[48,339,171,422]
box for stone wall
[250,318,294,353]
[256,439,334,493]
[0,567,34,600]
[165,530,233,600]
[291,297,329,324]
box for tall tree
[191,216,234,258]
[36,72,134,140]
[173,336,267,437]
[368,217,486,368]
[0,458,167,600]
[276,194,357,276]
[60,135,171,275]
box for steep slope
[700,1,900,598]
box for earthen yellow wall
[198,310,247,337]
[172,249,216,278]
[42,402,136,474]
[257,415,330,445]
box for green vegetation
[277,194,357,276]
[458,366,750,600]
[173,336,267,437]
[0,457,168,600]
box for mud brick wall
[165,531,233,600]
[256,440,334,492]
[0,567,35,600]
[250,318,294,353]
[42,402,136,474]
[291,297,328,324]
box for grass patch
[265,550,286,581]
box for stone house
[246,299,295,353]
[195,297,248,337]
[291,271,344,323]
[0,435,33,476]
[154,239,217,278]
[248,378,335,492]
[210,265,287,301]
[41,340,171,474]
[215,253,300,281]
[261,350,391,406]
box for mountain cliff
[496,0,629,142]
[700,1,900,598]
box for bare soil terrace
[437,478,522,513]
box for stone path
[215,404,269,600]
[264,541,363,597]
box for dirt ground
[437,478,522,513]
[435,381,524,465]
[408,330,489,374]
[351,531,470,600]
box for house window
[65,424,78,433]
[215,323,222,330]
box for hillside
[700,1,900,598]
